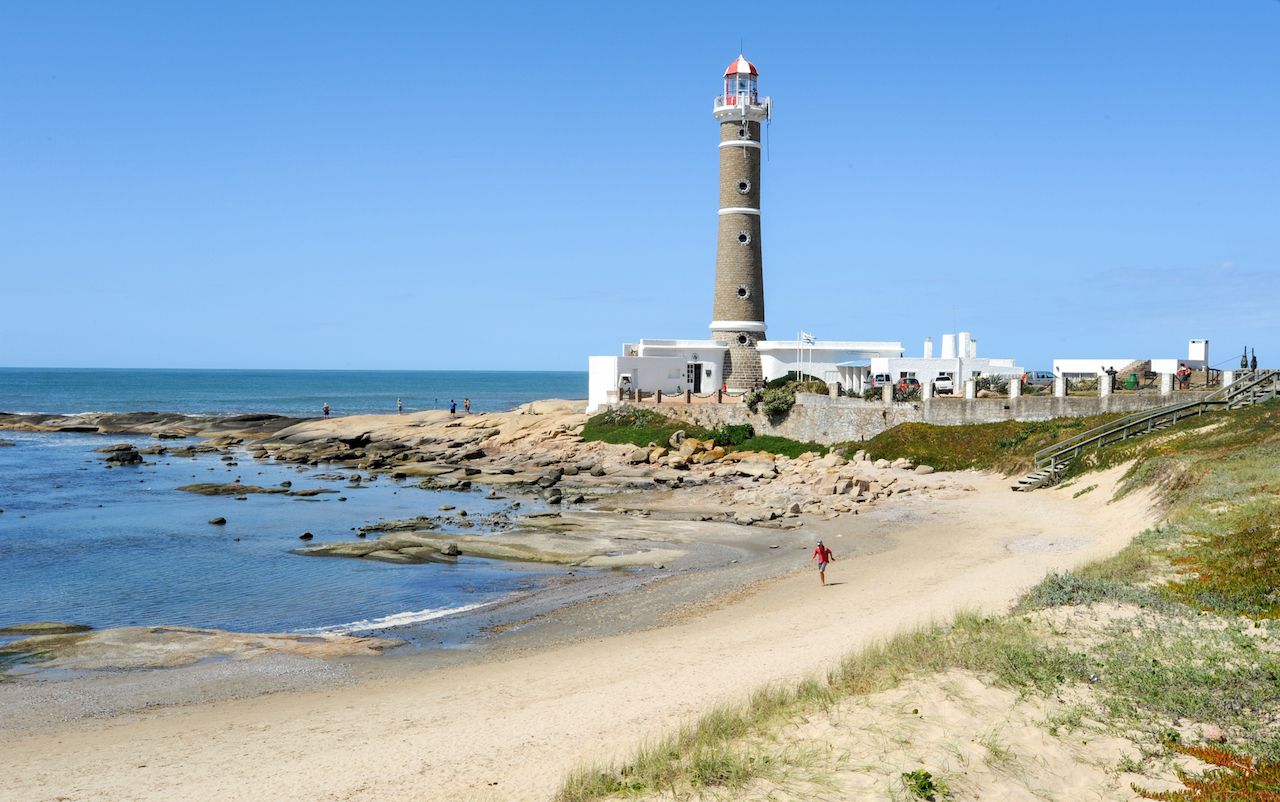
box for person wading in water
[811,540,834,586]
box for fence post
[964,379,976,400]
[1009,376,1021,400]
[882,384,893,404]
[1054,376,1066,398]
[717,388,723,403]
[655,390,661,404]
[1160,373,1173,395]
[686,389,692,404]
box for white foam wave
[300,601,494,635]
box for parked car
[867,373,893,389]
[931,375,954,395]
[897,376,921,392]
[1023,371,1056,387]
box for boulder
[646,446,668,463]
[103,447,143,465]
[873,458,891,469]
[208,517,227,526]
[590,464,607,477]
[668,430,686,448]
[914,464,935,475]
[624,446,649,465]
[0,441,15,447]
[441,543,461,556]
[95,443,136,453]
[299,532,314,541]
[666,455,690,470]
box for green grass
[857,414,1122,474]
[735,435,827,458]
[580,407,827,458]
[579,407,715,449]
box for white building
[867,332,1022,393]
[588,339,728,412]
[1053,339,1211,381]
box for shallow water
[0,431,563,638]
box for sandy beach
[0,458,1153,802]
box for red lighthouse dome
[723,55,758,76]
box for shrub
[1135,743,1280,801]
[709,422,754,447]
[760,386,796,418]
[901,769,949,800]
[976,375,1009,394]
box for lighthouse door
[686,363,703,393]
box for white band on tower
[710,320,767,333]
[718,140,762,149]
[717,207,760,216]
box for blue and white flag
[800,332,816,345]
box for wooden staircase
[1012,369,1278,491]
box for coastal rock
[95,443,136,453]
[0,621,93,636]
[590,464,607,477]
[299,532,313,541]
[668,430,686,448]
[0,625,400,671]
[177,483,287,496]
[208,517,227,525]
[0,440,15,447]
[915,464,935,475]
[623,446,649,465]
[441,543,461,556]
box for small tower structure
[711,55,771,388]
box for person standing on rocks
[322,402,330,418]
[811,540,834,587]
[449,400,456,417]
[464,398,471,415]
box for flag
[800,332,816,345]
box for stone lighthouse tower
[711,55,771,388]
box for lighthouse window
[737,127,748,139]
[737,231,752,245]
[737,334,750,346]
[737,179,751,194]
[736,285,750,299]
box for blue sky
[1,1,1276,371]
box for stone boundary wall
[645,391,1210,446]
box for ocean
[0,369,587,649]
[0,367,586,417]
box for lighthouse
[711,55,771,388]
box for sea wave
[300,601,494,635]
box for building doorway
[686,363,703,393]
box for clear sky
[1,1,1276,371]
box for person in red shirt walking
[811,540,834,586]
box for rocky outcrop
[177,483,288,496]
[0,621,92,636]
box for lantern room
[721,55,759,107]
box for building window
[736,179,751,195]
[737,334,750,346]
[737,230,752,246]
[736,285,750,299]
[737,127,748,139]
